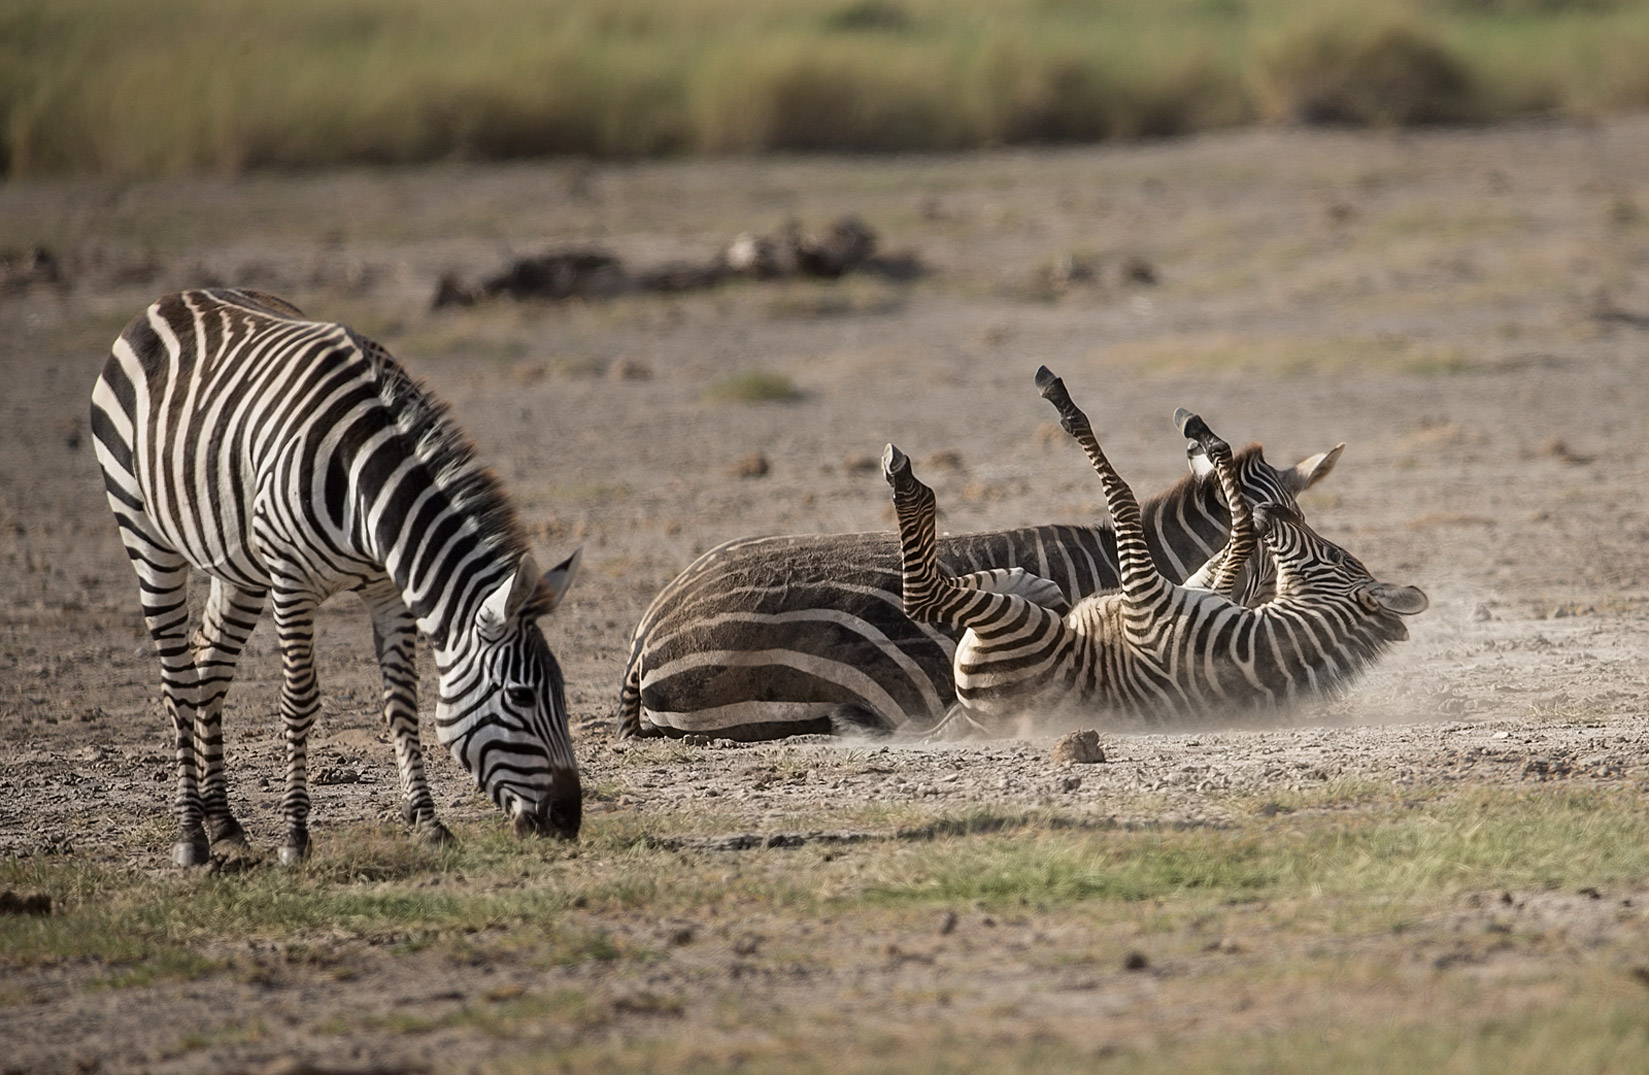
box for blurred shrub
[703,370,804,404]
[6,0,1649,177]
[1253,15,1480,127]
[823,1,914,32]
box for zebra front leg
[1174,409,1257,601]
[271,589,323,865]
[366,593,454,848]
[191,578,268,850]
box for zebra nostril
[511,772,582,841]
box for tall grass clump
[9,0,1649,178]
[1250,9,1479,127]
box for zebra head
[1252,503,1428,640]
[437,548,584,840]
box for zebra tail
[615,643,647,738]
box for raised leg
[1035,366,1165,607]
[191,578,267,849]
[1173,409,1257,602]
[364,587,453,848]
[883,444,948,620]
[885,443,1073,726]
[269,587,323,865]
[883,443,1065,633]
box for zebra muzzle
[511,774,582,841]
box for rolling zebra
[617,432,1343,740]
[881,366,1427,727]
[91,289,583,866]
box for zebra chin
[506,775,583,841]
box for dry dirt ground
[3,117,1649,1072]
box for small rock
[1123,951,1149,971]
[727,452,770,479]
[608,358,653,381]
[1050,729,1106,765]
[431,274,477,309]
[1119,254,1158,286]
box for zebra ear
[1287,443,1345,493]
[535,548,582,615]
[1360,582,1429,616]
[477,553,542,638]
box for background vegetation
[6,0,1649,179]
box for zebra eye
[504,686,537,710]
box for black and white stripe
[617,434,1342,740]
[883,367,1427,728]
[91,289,582,865]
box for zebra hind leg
[881,444,947,619]
[123,544,213,866]
[270,588,324,865]
[191,578,267,852]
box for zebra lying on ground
[92,289,583,865]
[617,430,1343,741]
[882,366,1427,728]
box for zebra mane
[357,334,530,569]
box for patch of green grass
[487,974,1649,1074]
[864,787,1649,910]
[702,369,804,404]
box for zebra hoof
[418,821,456,849]
[881,444,909,483]
[1173,408,1207,441]
[277,839,310,866]
[173,839,211,868]
[210,817,249,848]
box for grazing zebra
[91,289,583,866]
[617,433,1343,741]
[882,366,1427,727]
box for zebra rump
[617,439,1341,741]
